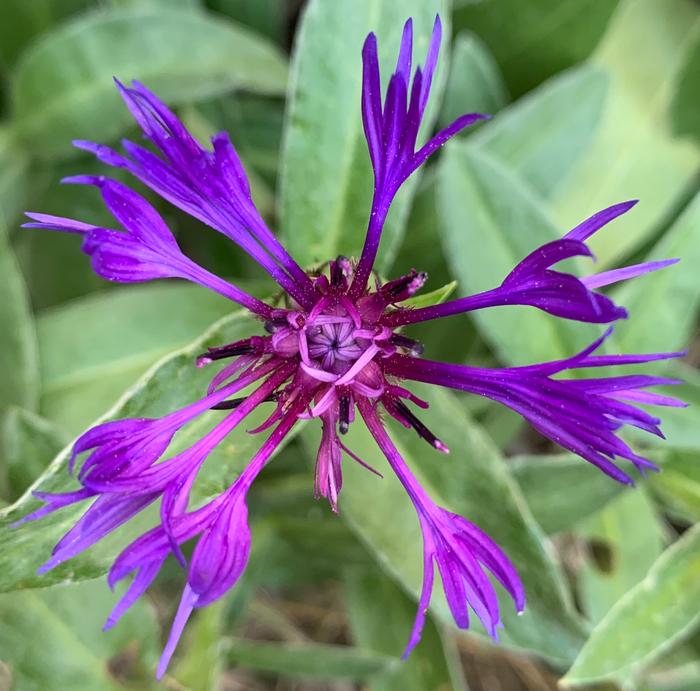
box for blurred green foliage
[0,0,699,689]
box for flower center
[307,318,364,372]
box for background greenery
[0,0,699,689]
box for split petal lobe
[565,200,638,242]
[157,585,197,680]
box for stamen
[330,256,345,287]
[383,269,428,301]
[393,400,449,453]
[197,337,264,364]
[389,333,424,356]
[211,394,277,410]
[339,396,351,434]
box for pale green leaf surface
[37,283,239,434]
[511,454,624,535]
[577,489,664,626]
[613,191,700,354]
[12,6,288,157]
[0,128,31,224]
[473,65,608,199]
[0,407,68,502]
[0,225,39,412]
[0,579,160,690]
[438,31,508,128]
[671,33,700,145]
[553,0,700,267]
[565,523,700,684]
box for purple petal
[157,585,197,679]
[582,258,680,289]
[565,200,638,242]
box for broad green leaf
[613,191,700,354]
[12,6,288,158]
[400,280,457,310]
[0,407,68,502]
[225,638,396,680]
[647,449,700,524]
[511,454,623,535]
[305,385,587,663]
[438,31,508,128]
[577,490,664,625]
[0,127,31,224]
[473,65,609,199]
[454,0,619,97]
[565,523,700,685]
[280,0,448,271]
[437,140,594,364]
[345,570,468,691]
[37,283,238,434]
[553,0,700,267]
[0,307,292,591]
[0,578,160,690]
[671,33,700,145]
[388,172,481,365]
[0,224,39,412]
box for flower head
[20,15,684,677]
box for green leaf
[400,280,457,310]
[0,224,39,413]
[564,523,700,685]
[0,0,92,68]
[37,283,237,434]
[511,454,623,535]
[472,65,609,199]
[553,0,700,267]
[438,31,508,128]
[577,489,664,625]
[437,140,594,364]
[0,407,68,502]
[453,0,619,97]
[305,385,587,663]
[0,127,31,224]
[225,637,396,681]
[345,570,468,691]
[671,33,700,145]
[0,578,160,690]
[613,190,700,354]
[0,307,291,591]
[206,0,285,44]
[280,0,448,271]
[196,93,285,185]
[12,6,288,158]
[647,449,700,523]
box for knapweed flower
[20,15,685,678]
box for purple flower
[20,15,684,677]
